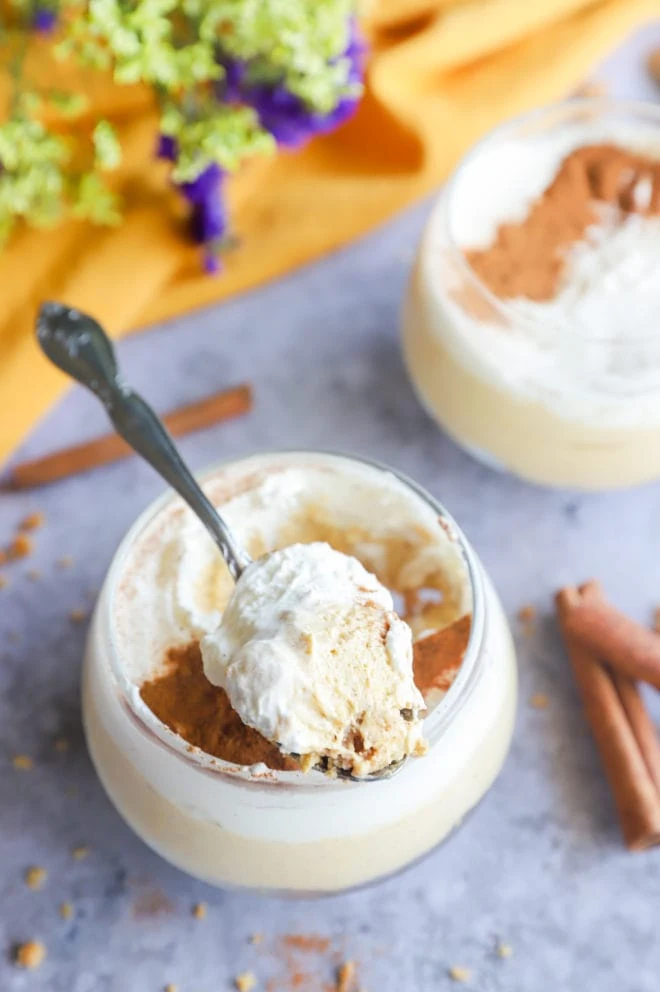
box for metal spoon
[36,302,412,782]
[36,301,250,581]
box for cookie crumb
[54,738,69,752]
[235,972,257,992]
[72,845,90,861]
[0,576,8,590]
[164,985,178,992]
[69,608,87,624]
[496,941,513,959]
[648,49,660,84]
[337,961,356,992]
[26,568,42,581]
[530,693,549,710]
[572,80,607,99]
[8,534,33,560]
[299,753,315,773]
[448,966,471,983]
[25,867,47,890]
[192,902,207,920]
[12,754,33,771]
[57,555,74,569]
[250,933,263,945]
[20,513,45,532]
[517,604,536,624]
[59,902,74,920]
[15,941,46,969]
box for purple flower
[32,7,58,33]
[203,252,222,275]
[154,144,228,264]
[218,21,365,149]
[183,164,228,276]
[156,134,178,162]
[155,18,364,274]
[179,162,225,207]
[190,190,227,244]
[221,58,245,102]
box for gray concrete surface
[1,22,660,992]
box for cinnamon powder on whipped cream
[141,616,470,768]
[466,144,660,302]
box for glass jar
[403,99,660,490]
[82,452,516,895]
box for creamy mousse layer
[113,453,472,782]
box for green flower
[93,121,122,170]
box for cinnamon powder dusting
[141,612,471,767]
[139,643,298,771]
[466,143,660,302]
[413,614,471,696]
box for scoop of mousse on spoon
[36,302,426,781]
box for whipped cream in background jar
[403,99,660,490]
[82,451,517,895]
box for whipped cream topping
[201,542,426,777]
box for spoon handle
[105,388,250,581]
[36,302,250,581]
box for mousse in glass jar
[83,451,516,894]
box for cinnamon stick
[556,586,660,851]
[612,672,660,795]
[561,580,660,691]
[8,384,252,489]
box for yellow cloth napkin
[0,0,656,465]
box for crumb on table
[572,80,607,98]
[8,534,33,560]
[12,755,34,771]
[648,49,660,84]
[530,693,549,710]
[448,966,471,983]
[192,902,207,920]
[235,972,257,992]
[59,902,74,920]
[72,845,90,861]
[24,867,47,890]
[496,941,513,959]
[337,961,356,992]
[517,604,536,624]
[15,941,46,969]
[20,512,45,532]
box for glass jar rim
[101,449,486,791]
[440,96,660,344]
